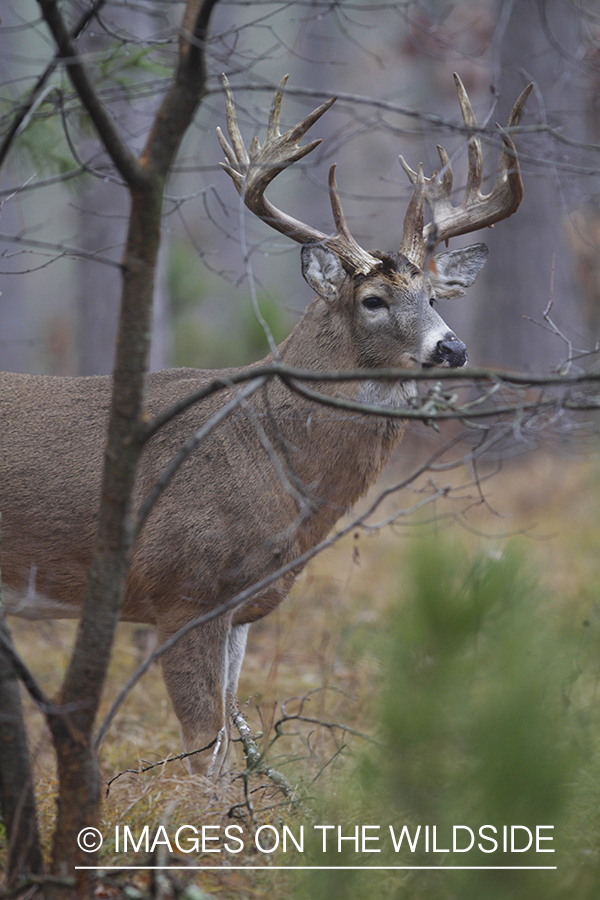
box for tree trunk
[0,523,44,885]
[48,184,162,890]
[469,0,587,371]
[0,621,44,884]
[29,2,222,894]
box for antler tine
[507,81,534,130]
[399,74,532,261]
[453,73,484,203]
[436,144,454,196]
[265,74,289,144]
[218,74,249,173]
[398,156,445,268]
[398,155,418,185]
[399,163,426,267]
[217,75,381,275]
[328,163,354,242]
[326,165,380,274]
[266,74,338,148]
[496,81,534,184]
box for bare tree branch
[35,0,145,189]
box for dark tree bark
[0,615,44,884]
[26,1,222,894]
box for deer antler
[399,74,533,268]
[217,75,381,276]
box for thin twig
[35,0,145,188]
[231,706,299,802]
[105,736,219,797]
[141,359,600,444]
[0,629,54,715]
[0,0,107,170]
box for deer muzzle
[434,337,468,368]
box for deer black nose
[435,338,467,368]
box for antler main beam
[217,75,381,276]
[399,74,533,268]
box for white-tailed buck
[0,75,531,774]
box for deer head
[217,75,531,379]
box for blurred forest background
[2,0,600,378]
[3,1,600,898]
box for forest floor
[6,436,600,899]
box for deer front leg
[225,623,249,706]
[156,613,232,777]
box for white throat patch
[356,379,417,409]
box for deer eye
[362,296,388,311]
[429,297,437,307]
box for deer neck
[257,297,406,525]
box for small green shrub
[300,538,600,900]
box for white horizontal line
[76,865,558,871]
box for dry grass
[4,444,600,895]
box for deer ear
[430,243,489,299]
[301,243,346,301]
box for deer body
[0,75,531,774]
[2,258,431,617]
